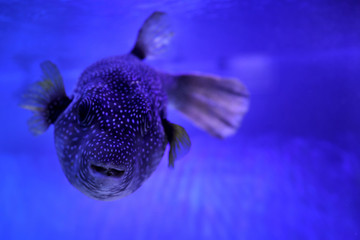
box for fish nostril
[90,164,125,178]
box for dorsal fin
[20,61,71,135]
[162,119,191,167]
[131,11,173,60]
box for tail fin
[168,74,249,138]
[131,11,173,60]
[20,61,71,135]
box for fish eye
[78,98,94,126]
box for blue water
[1,1,359,239]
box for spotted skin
[55,54,170,200]
[22,12,248,200]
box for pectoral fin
[20,61,71,135]
[162,119,191,168]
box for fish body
[21,12,249,200]
[56,55,169,199]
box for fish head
[54,84,160,200]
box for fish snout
[89,163,125,178]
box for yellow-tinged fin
[162,119,191,168]
[20,61,71,135]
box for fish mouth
[90,164,125,178]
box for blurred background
[0,0,359,239]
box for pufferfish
[21,12,249,200]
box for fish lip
[89,162,126,178]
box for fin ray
[131,11,173,59]
[20,61,71,135]
[162,119,191,167]
[168,74,249,138]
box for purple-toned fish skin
[55,54,171,200]
[21,12,248,201]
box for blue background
[1,1,359,239]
